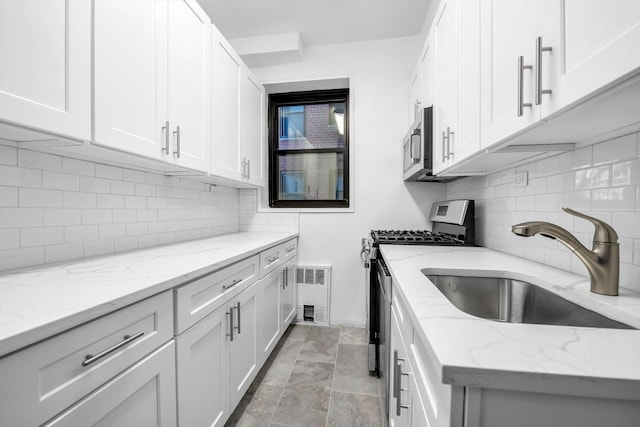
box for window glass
[269,89,349,208]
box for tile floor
[225,324,385,427]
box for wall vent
[295,265,331,325]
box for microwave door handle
[410,133,421,163]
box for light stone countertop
[0,231,297,357]
[380,245,640,398]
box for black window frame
[268,89,350,208]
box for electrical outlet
[514,171,528,187]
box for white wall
[0,146,241,271]
[251,36,447,326]
[447,131,640,293]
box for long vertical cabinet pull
[446,126,454,160]
[517,56,533,116]
[395,351,410,416]
[162,121,170,154]
[234,301,241,334]
[241,158,247,179]
[282,269,286,290]
[535,36,553,105]
[441,131,447,162]
[247,159,250,179]
[173,126,181,158]
[226,306,235,341]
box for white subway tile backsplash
[20,227,63,247]
[0,207,42,228]
[2,148,290,271]
[0,229,20,249]
[447,130,640,292]
[0,186,18,207]
[45,242,83,264]
[1,165,42,188]
[95,164,123,180]
[18,150,62,172]
[0,145,18,165]
[79,176,110,194]
[19,188,63,208]
[1,247,44,271]
[44,208,81,226]
[64,191,97,208]
[110,180,136,195]
[574,166,611,190]
[591,187,636,211]
[42,171,79,191]
[65,225,99,242]
[62,158,95,176]
[593,133,637,165]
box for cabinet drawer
[259,244,285,278]
[0,291,173,427]
[281,238,298,262]
[174,255,259,334]
[392,285,413,347]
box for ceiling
[197,0,432,47]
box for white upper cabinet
[167,0,211,172]
[432,0,481,174]
[211,25,243,182]
[409,60,422,125]
[240,70,265,186]
[211,25,265,187]
[94,0,210,172]
[541,0,640,117]
[94,0,167,160]
[479,0,551,149]
[0,0,91,141]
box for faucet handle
[562,207,618,244]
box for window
[268,89,349,208]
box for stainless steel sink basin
[423,273,634,329]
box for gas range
[370,229,464,245]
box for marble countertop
[381,245,640,398]
[0,232,297,357]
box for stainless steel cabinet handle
[395,353,410,416]
[282,269,286,289]
[173,126,181,158]
[82,331,145,367]
[535,36,553,105]
[241,158,246,178]
[267,255,279,263]
[223,278,242,290]
[393,350,400,398]
[446,126,455,160]
[517,56,533,117]
[285,246,296,253]
[162,121,170,154]
[234,301,241,334]
[441,131,447,162]
[227,306,234,341]
[247,159,251,179]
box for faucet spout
[511,208,619,296]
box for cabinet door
[42,342,177,427]
[433,0,458,173]
[94,0,167,160]
[240,69,265,186]
[167,0,211,172]
[282,258,297,328]
[176,305,230,427]
[455,0,481,162]
[259,269,283,363]
[480,0,551,148]
[542,0,640,117]
[228,282,260,409]
[389,309,411,427]
[0,0,90,140]
[211,25,243,181]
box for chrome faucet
[512,207,619,296]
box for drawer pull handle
[82,331,145,367]
[266,255,279,263]
[223,278,242,290]
[285,246,296,253]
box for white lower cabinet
[42,341,177,427]
[281,257,297,328]
[258,267,283,363]
[176,305,229,427]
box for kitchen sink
[422,272,634,329]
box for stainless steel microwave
[402,106,461,182]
